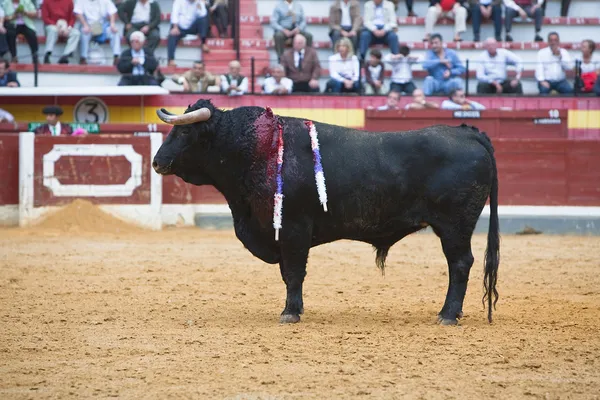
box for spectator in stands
[75,0,122,65]
[220,60,248,96]
[33,106,74,136]
[281,34,321,93]
[504,0,543,43]
[326,37,360,93]
[576,40,600,94]
[423,34,465,95]
[41,0,80,64]
[264,64,293,94]
[470,0,502,42]
[0,7,9,62]
[441,89,486,110]
[376,90,401,110]
[0,107,14,122]
[0,59,18,86]
[171,60,221,92]
[168,0,210,67]
[116,31,158,86]
[476,38,523,94]
[359,0,398,61]
[424,0,467,43]
[364,48,384,94]
[208,0,228,38]
[2,0,38,64]
[384,45,418,95]
[536,32,573,95]
[328,0,361,53]
[271,0,312,61]
[118,0,161,53]
[405,88,439,109]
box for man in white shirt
[74,0,122,65]
[359,0,398,60]
[376,90,401,110]
[441,89,486,110]
[263,64,293,94]
[384,45,418,95]
[405,88,439,110]
[536,32,574,95]
[221,60,249,96]
[476,37,523,94]
[0,107,14,123]
[167,0,210,66]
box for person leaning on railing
[441,88,486,110]
[404,88,440,109]
[263,64,293,95]
[171,60,221,93]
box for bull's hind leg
[278,224,311,324]
[435,227,475,325]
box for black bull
[152,100,500,325]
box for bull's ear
[156,108,211,125]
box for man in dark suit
[116,31,159,86]
[117,0,161,53]
[34,105,74,136]
[280,34,321,93]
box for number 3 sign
[73,97,109,123]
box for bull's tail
[479,133,500,323]
[375,246,390,276]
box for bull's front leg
[278,223,311,324]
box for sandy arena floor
[1,226,600,399]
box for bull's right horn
[156,107,211,125]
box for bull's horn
[156,107,211,125]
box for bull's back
[311,123,493,239]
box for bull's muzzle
[152,158,174,175]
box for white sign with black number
[73,97,109,123]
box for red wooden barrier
[364,109,568,138]
[1,134,599,209]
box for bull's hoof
[280,314,301,324]
[437,316,459,326]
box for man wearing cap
[34,106,74,136]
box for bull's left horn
[156,107,211,125]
